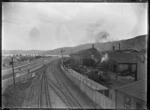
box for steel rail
[43,70,51,108]
[46,76,73,108]
[56,61,83,108]
[38,72,44,108]
[54,70,82,108]
[50,64,82,108]
[27,72,42,107]
[46,64,73,107]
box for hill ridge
[3,34,147,55]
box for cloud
[2,3,148,50]
[127,3,148,37]
[29,27,40,39]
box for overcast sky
[2,3,148,50]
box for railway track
[23,59,97,108]
[27,72,43,107]
[38,72,44,108]
[38,69,52,108]
[26,66,52,108]
[47,76,73,108]
[43,71,51,107]
[49,63,82,108]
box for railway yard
[2,58,98,108]
[23,59,98,108]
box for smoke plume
[86,23,111,43]
[101,53,109,63]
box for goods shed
[70,44,102,67]
[100,50,138,80]
[115,80,147,109]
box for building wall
[118,64,128,72]
[71,55,83,66]
[118,64,137,73]
[137,60,147,80]
[116,91,125,109]
[116,90,146,109]
[133,97,147,109]
[71,54,95,66]
[101,60,118,72]
[132,64,136,72]
[63,67,116,108]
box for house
[115,80,147,109]
[70,44,102,67]
[97,49,147,109]
[69,45,147,109]
[100,49,138,81]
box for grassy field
[2,78,33,108]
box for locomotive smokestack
[112,46,115,51]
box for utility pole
[61,49,64,67]
[19,68,21,84]
[27,58,30,80]
[11,57,15,85]
[43,54,44,64]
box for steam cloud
[101,53,109,63]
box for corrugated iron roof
[70,47,102,59]
[116,80,147,101]
[108,52,138,64]
[101,50,138,64]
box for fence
[2,58,55,93]
[62,66,115,109]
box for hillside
[3,34,147,55]
[43,34,147,55]
[2,50,44,55]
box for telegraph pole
[61,49,64,67]
[11,57,15,85]
[19,68,21,84]
[43,54,44,64]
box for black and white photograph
[2,3,148,109]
